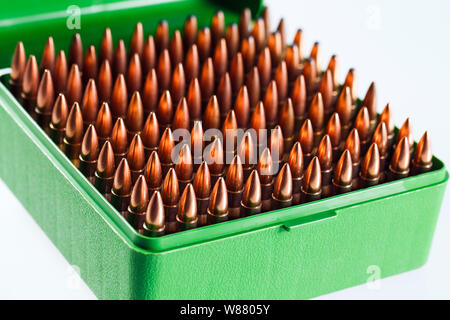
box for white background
[0,0,449,299]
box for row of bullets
[8,6,433,236]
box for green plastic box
[0,0,448,299]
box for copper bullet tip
[380,103,395,136]
[97,141,115,178]
[264,80,278,125]
[175,144,193,182]
[40,37,55,73]
[157,90,173,126]
[298,118,314,155]
[206,136,224,176]
[242,170,262,208]
[81,79,99,125]
[279,98,295,139]
[208,177,229,217]
[177,184,198,224]
[326,55,339,90]
[126,53,142,94]
[336,86,352,127]
[126,91,144,134]
[363,142,381,178]
[318,69,333,111]
[250,101,267,136]
[308,92,325,132]
[241,36,255,73]
[142,68,158,113]
[98,60,112,103]
[204,95,221,130]
[273,163,293,201]
[326,112,342,149]
[343,68,357,102]
[261,7,271,38]
[111,117,128,155]
[238,131,256,169]
[193,161,211,199]
[285,45,299,82]
[144,151,163,190]
[252,18,266,53]
[127,134,146,172]
[345,128,361,165]
[211,10,225,47]
[158,127,175,164]
[191,120,205,158]
[110,74,128,119]
[239,8,251,39]
[225,23,239,58]
[354,107,371,142]
[130,175,149,212]
[143,35,156,75]
[130,22,144,58]
[100,27,113,63]
[170,62,186,104]
[258,47,272,89]
[200,57,215,101]
[68,33,83,69]
[310,42,322,76]
[11,41,26,82]
[334,149,353,187]
[294,29,305,62]
[269,125,284,162]
[83,45,98,83]
[66,102,84,144]
[170,30,184,67]
[390,137,411,174]
[187,77,202,121]
[274,61,288,103]
[372,121,388,155]
[397,117,414,150]
[303,157,322,194]
[222,110,238,153]
[162,168,180,206]
[145,191,165,232]
[413,131,432,168]
[51,93,69,129]
[95,102,113,141]
[156,20,169,54]
[276,18,286,51]
[197,27,212,62]
[217,72,232,116]
[317,135,333,171]
[213,38,228,80]
[36,69,55,114]
[142,112,160,150]
[172,97,190,131]
[183,15,198,49]
[292,74,307,118]
[235,85,250,128]
[81,124,99,161]
[268,32,283,67]
[302,58,317,95]
[257,148,273,184]
[288,142,304,179]
[226,155,244,192]
[230,53,244,95]
[157,49,172,91]
[22,55,39,99]
[362,82,377,121]
[185,44,200,83]
[113,158,132,196]
[113,40,127,77]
